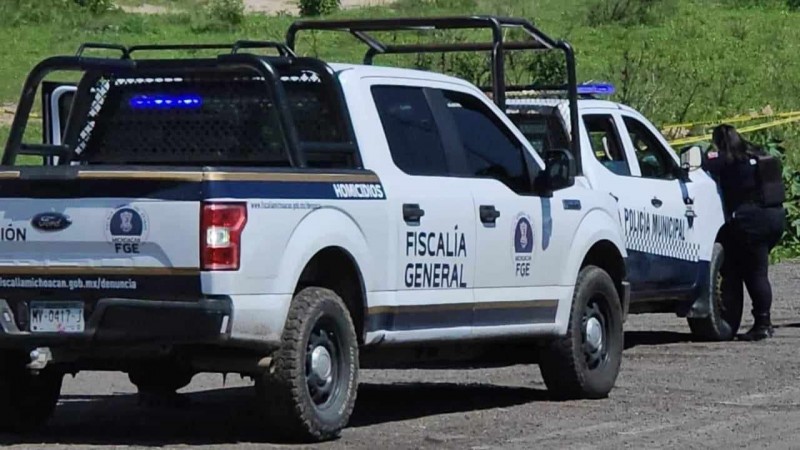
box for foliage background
[0,0,799,259]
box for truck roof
[329,63,478,88]
[507,98,633,112]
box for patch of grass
[114,0,200,9]
[0,126,8,154]
[3,0,800,255]
[0,122,44,165]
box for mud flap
[621,281,631,322]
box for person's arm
[702,150,725,179]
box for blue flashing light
[577,83,616,96]
[129,94,203,110]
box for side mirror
[679,144,703,170]
[533,149,576,195]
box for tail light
[201,202,247,271]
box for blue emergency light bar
[129,94,203,109]
[576,83,615,96]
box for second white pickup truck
[506,92,734,342]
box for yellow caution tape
[662,110,800,130]
[668,114,800,146]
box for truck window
[583,114,630,176]
[371,86,449,176]
[440,90,532,194]
[622,116,677,180]
[508,114,569,155]
[65,69,353,167]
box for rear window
[508,113,569,155]
[68,68,350,166]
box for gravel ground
[2,262,800,449]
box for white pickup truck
[0,18,629,441]
[506,91,735,341]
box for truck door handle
[651,197,663,208]
[403,203,425,222]
[479,205,501,224]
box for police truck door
[581,109,702,297]
[432,88,560,331]
[369,84,477,338]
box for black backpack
[750,150,785,208]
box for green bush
[788,0,800,10]
[73,0,114,14]
[191,0,245,33]
[585,0,678,27]
[298,0,340,16]
[206,0,245,25]
[0,0,86,26]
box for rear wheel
[0,365,62,433]
[539,265,623,400]
[688,243,743,341]
[256,287,359,442]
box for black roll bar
[76,41,296,59]
[285,16,582,171]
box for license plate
[30,302,84,333]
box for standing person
[703,124,786,341]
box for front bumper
[0,297,232,349]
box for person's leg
[740,240,774,341]
[722,240,744,316]
[721,228,744,320]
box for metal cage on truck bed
[286,16,581,171]
[3,41,361,169]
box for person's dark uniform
[702,126,786,341]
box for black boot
[740,312,774,341]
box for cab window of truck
[441,90,532,194]
[371,85,449,176]
[583,114,631,176]
[622,116,677,180]
[508,114,570,155]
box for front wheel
[256,287,359,442]
[539,265,623,400]
[688,243,743,341]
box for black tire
[688,243,743,341]
[0,367,62,433]
[128,365,194,394]
[256,287,359,442]
[539,265,623,400]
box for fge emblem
[513,213,534,277]
[106,206,148,254]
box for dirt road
[3,262,800,449]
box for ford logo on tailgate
[31,212,72,232]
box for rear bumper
[0,297,232,349]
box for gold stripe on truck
[202,172,380,183]
[78,171,203,182]
[0,266,199,276]
[0,170,381,183]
